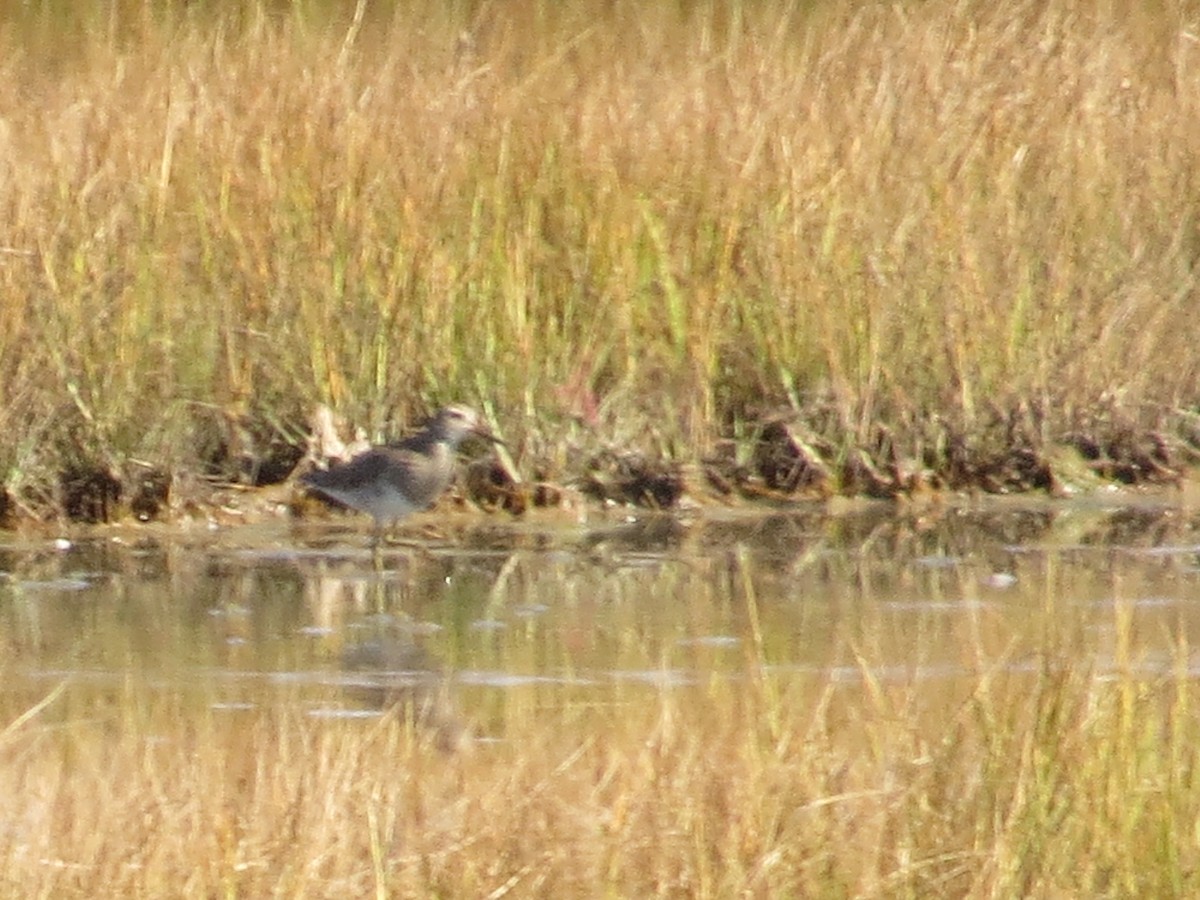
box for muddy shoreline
[7,415,1198,533]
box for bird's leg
[370,524,386,571]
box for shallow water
[4,499,1200,740]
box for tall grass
[2,505,1199,895]
[1,638,1197,896]
[0,0,1197,506]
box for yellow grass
[3,506,1200,896]
[0,0,1197,503]
[1,639,1197,897]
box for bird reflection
[341,629,470,753]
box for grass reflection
[1,506,1200,894]
[0,637,1196,896]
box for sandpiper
[300,405,500,533]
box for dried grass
[0,0,1197,503]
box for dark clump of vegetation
[582,450,686,509]
[0,0,1198,523]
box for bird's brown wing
[303,448,415,491]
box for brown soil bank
[0,1,1197,523]
[13,402,1199,528]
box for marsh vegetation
[0,0,1196,522]
[3,505,1200,896]
[3,2,1200,889]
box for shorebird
[300,405,500,535]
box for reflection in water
[3,502,1200,898]
[1,500,1200,729]
[340,628,469,753]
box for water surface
[3,500,1200,739]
